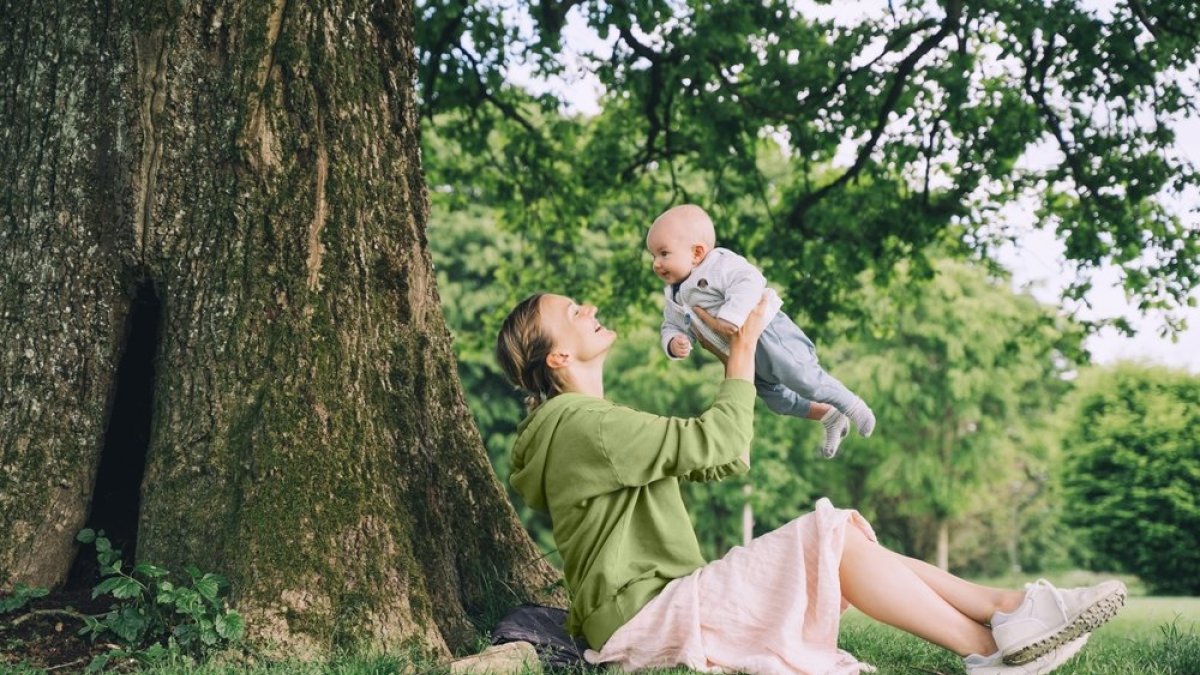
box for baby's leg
[754,379,813,418]
[754,381,849,457]
[759,317,876,436]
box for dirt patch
[1,588,117,673]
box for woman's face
[539,294,617,364]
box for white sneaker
[992,579,1125,665]
[964,634,1089,675]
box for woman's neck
[561,362,605,398]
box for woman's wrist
[723,344,756,382]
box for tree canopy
[417,0,1199,331]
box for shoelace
[1030,578,1070,619]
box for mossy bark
[0,0,559,656]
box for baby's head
[646,204,716,285]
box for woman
[495,292,1125,675]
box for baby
[649,204,875,457]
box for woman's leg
[890,551,1025,624]
[839,526,997,657]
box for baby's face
[646,221,701,285]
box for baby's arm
[715,252,770,329]
[660,314,692,360]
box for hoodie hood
[509,393,591,513]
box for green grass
[834,595,1200,675]
[30,585,1199,675]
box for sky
[500,0,1200,373]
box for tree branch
[457,48,538,135]
[420,6,467,117]
[1020,36,1103,210]
[1126,0,1162,39]
[786,8,959,228]
[7,607,94,628]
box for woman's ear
[546,351,571,369]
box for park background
[1,0,1198,673]
[424,0,1200,598]
[425,0,1200,671]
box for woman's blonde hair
[495,294,562,412]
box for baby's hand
[669,334,692,358]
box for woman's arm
[695,292,769,381]
[596,295,771,487]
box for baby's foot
[819,409,850,458]
[845,399,876,438]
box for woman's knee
[842,523,871,555]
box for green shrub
[1062,365,1200,594]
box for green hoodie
[509,378,756,649]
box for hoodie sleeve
[598,379,756,487]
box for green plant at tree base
[0,529,246,672]
[0,583,49,614]
[74,527,246,671]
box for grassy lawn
[835,594,1200,675]
[12,575,1199,674]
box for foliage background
[417,0,1200,589]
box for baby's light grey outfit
[660,247,861,417]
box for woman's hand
[730,293,771,351]
[692,329,729,365]
[691,307,738,342]
[693,294,770,382]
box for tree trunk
[0,0,559,657]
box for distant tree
[826,259,1082,569]
[1062,364,1200,595]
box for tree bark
[0,0,559,657]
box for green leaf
[95,537,112,553]
[79,614,103,637]
[194,576,220,602]
[134,562,169,579]
[0,583,49,614]
[93,576,124,599]
[173,622,199,647]
[215,611,245,641]
[199,617,219,646]
[141,642,168,662]
[110,577,143,600]
[109,607,147,644]
[171,588,203,614]
[84,653,110,674]
[76,528,96,544]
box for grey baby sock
[845,398,876,438]
[819,408,850,458]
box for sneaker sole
[1001,585,1126,666]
